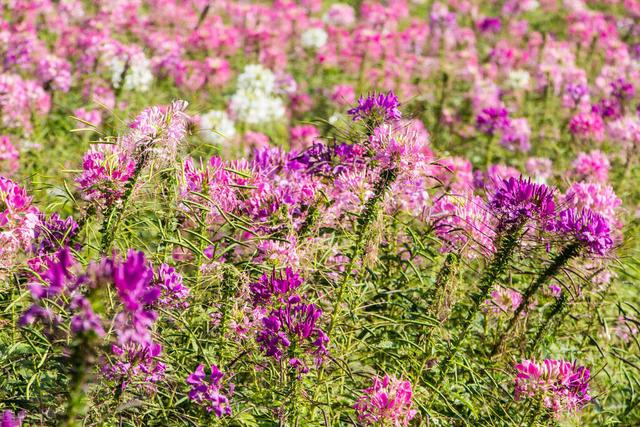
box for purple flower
[565,83,589,103]
[354,375,417,426]
[186,364,233,417]
[489,176,556,228]
[32,213,78,255]
[478,17,501,33]
[113,250,158,312]
[156,264,190,309]
[249,267,302,305]
[610,78,635,100]
[591,98,621,120]
[103,342,166,392]
[348,91,401,123]
[550,208,613,255]
[28,247,75,300]
[70,294,105,336]
[1,410,24,427]
[476,106,511,135]
[256,299,328,368]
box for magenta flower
[155,264,190,309]
[476,106,511,136]
[571,151,609,183]
[514,359,591,416]
[1,410,24,427]
[249,267,302,306]
[113,250,158,312]
[549,208,613,255]
[488,176,556,229]
[348,91,401,123]
[354,375,417,426]
[186,364,233,417]
[569,112,605,140]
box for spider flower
[514,359,591,416]
[186,364,233,417]
[354,375,417,427]
[488,177,556,229]
[549,208,613,255]
[348,91,401,124]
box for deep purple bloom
[33,213,79,255]
[489,177,556,228]
[186,364,233,417]
[610,78,635,100]
[348,91,401,123]
[550,208,613,255]
[256,299,329,367]
[478,17,501,33]
[113,250,158,312]
[476,107,511,135]
[249,267,302,305]
[1,410,24,427]
[592,98,622,120]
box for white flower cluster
[230,64,285,125]
[301,28,328,50]
[200,110,236,145]
[507,69,531,90]
[108,51,154,92]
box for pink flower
[568,112,605,141]
[571,151,609,183]
[354,375,417,427]
[514,359,591,416]
[0,136,19,175]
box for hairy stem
[491,242,580,356]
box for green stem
[326,167,397,336]
[63,335,95,426]
[528,293,568,354]
[435,222,523,383]
[99,151,149,253]
[491,242,580,356]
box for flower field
[1,0,640,425]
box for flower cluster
[186,364,234,417]
[550,208,613,255]
[348,91,401,124]
[354,375,417,427]
[514,359,591,416]
[488,177,556,230]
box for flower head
[354,375,417,427]
[348,91,401,124]
[514,359,591,416]
[186,364,233,417]
[550,208,613,255]
[489,177,556,229]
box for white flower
[108,51,154,92]
[328,112,343,125]
[200,110,236,144]
[301,28,328,50]
[230,90,285,125]
[507,70,530,90]
[236,64,277,94]
[229,64,285,125]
